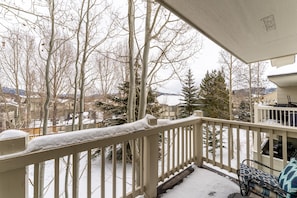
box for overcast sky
[158,33,297,94]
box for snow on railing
[2,111,297,198]
[0,114,203,198]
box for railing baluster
[205,122,209,161]
[161,131,165,180]
[182,126,185,166]
[112,144,117,198]
[167,129,170,173]
[256,129,262,163]
[73,153,78,198]
[172,128,176,171]
[132,140,135,197]
[268,130,274,174]
[34,163,39,198]
[87,150,91,198]
[54,158,59,198]
[101,147,105,198]
[212,123,216,165]
[189,125,192,162]
[246,128,250,161]
[276,110,279,124]
[122,142,126,198]
[177,127,180,170]
[292,111,296,127]
[236,126,240,169]
[219,123,223,168]
[139,138,144,193]
[184,126,189,165]
[227,125,231,171]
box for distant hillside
[2,87,26,96]
[233,87,276,96]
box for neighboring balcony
[254,103,297,127]
[0,111,296,198]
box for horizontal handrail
[2,114,297,197]
[201,116,297,176]
[0,115,202,198]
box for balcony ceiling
[156,0,297,65]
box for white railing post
[144,118,158,198]
[0,130,28,198]
[193,110,203,167]
[254,103,259,123]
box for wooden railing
[1,112,297,198]
[0,115,202,198]
[254,104,297,127]
[201,117,297,175]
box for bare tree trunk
[40,1,55,198]
[229,55,233,120]
[43,0,55,135]
[138,0,152,120]
[228,55,234,159]
[78,0,91,130]
[248,64,253,123]
[127,0,136,123]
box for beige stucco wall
[262,91,277,105]
[276,87,297,104]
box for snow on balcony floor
[158,165,252,198]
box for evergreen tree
[237,100,251,122]
[203,125,224,153]
[96,79,161,125]
[199,69,229,119]
[179,69,199,118]
[96,81,130,123]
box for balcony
[254,103,297,128]
[0,111,295,198]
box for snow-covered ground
[159,166,239,198]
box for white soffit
[157,0,297,64]
[268,73,297,87]
[271,55,295,67]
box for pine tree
[179,69,199,118]
[237,100,251,122]
[203,125,224,153]
[199,70,229,119]
[95,79,161,161]
[96,79,161,125]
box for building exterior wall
[262,91,277,105]
[276,87,297,104]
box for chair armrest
[241,159,281,173]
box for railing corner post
[0,130,28,198]
[194,114,203,167]
[144,118,158,198]
[194,110,203,117]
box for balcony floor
[158,166,260,198]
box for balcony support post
[0,130,28,198]
[194,110,203,167]
[144,118,158,198]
